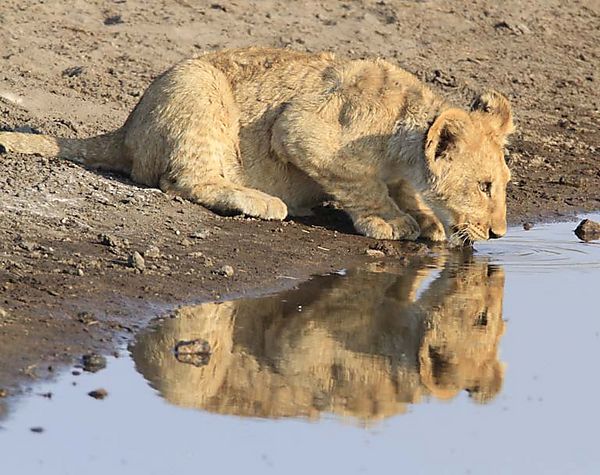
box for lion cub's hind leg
[162,176,288,220]
[130,59,287,220]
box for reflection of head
[131,254,506,422]
[417,260,505,403]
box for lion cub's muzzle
[488,229,505,239]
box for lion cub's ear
[425,109,471,170]
[471,90,515,141]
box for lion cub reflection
[132,255,505,422]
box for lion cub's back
[203,48,337,206]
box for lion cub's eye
[479,181,492,196]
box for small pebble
[104,15,123,25]
[62,66,86,77]
[128,251,145,271]
[144,246,161,259]
[190,230,210,239]
[19,241,37,252]
[77,312,97,325]
[30,427,44,433]
[82,353,107,373]
[98,233,118,248]
[216,265,234,277]
[574,219,600,242]
[365,249,386,258]
[88,389,108,400]
[523,222,533,230]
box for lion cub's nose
[488,229,504,239]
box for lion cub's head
[424,91,514,244]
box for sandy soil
[0,0,599,397]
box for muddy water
[1,215,600,475]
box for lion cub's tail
[0,128,130,174]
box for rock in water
[88,389,108,400]
[82,353,107,373]
[574,219,600,242]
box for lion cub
[0,48,514,243]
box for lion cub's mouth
[447,223,487,247]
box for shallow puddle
[2,215,600,474]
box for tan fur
[0,47,514,242]
[131,255,506,422]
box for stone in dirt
[144,245,161,259]
[88,388,108,400]
[189,229,210,239]
[128,251,145,271]
[77,312,97,325]
[523,222,534,230]
[18,241,38,252]
[103,15,123,25]
[574,219,600,242]
[98,233,119,248]
[216,264,234,277]
[82,353,107,373]
[174,339,211,367]
[0,389,7,398]
[365,248,385,258]
[368,241,400,257]
[30,427,44,433]
[62,66,86,77]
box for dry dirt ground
[0,0,598,402]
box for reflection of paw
[354,214,420,241]
[418,216,446,242]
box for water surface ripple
[476,215,600,272]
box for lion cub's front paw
[237,191,288,220]
[417,216,447,242]
[354,215,420,241]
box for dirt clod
[574,219,600,242]
[0,389,7,398]
[82,354,107,373]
